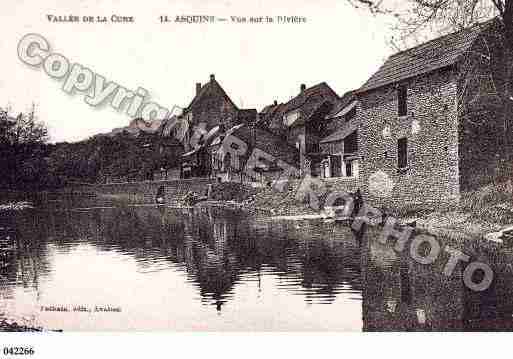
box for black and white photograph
[1,0,513,356]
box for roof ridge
[358,18,497,93]
[389,19,492,59]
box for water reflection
[2,205,513,331]
[360,227,513,331]
[0,206,362,330]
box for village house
[159,74,259,178]
[209,122,299,184]
[262,82,341,177]
[343,18,512,207]
[319,90,359,179]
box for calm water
[1,203,513,331]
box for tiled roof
[237,109,258,125]
[282,82,339,114]
[256,82,339,131]
[325,90,356,119]
[257,102,285,130]
[320,122,358,143]
[185,78,238,112]
[358,21,492,93]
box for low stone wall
[67,178,216,205]
[322,177,360,194]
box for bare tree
[348,0,507,43]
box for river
[1,203,513,331]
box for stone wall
[357,67,461,208]
[322,177,359,195]
[458,24,513,191]
[69,178,216,205]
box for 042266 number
[2,347,34,355]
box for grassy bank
[384,180,513,243]
[242,180,513,244]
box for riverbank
[384,181,513,244]
[4,178,512,245]
[239,180,513,246]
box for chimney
[300,84,306,93]
[210,74,215,82]
[196,83,201,95]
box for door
[331,155,342,177]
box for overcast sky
[0,0,396,143]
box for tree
[0,104,50,189]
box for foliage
[0,104,182,190]
[45,131,182,186]
[0,105,51,190]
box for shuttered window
[398,85,407,116]
[398,137,408,169]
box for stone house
[351,19,512,206]
[319,90,359,179]
[160,74,258,178]
[209,122,299,184]
[261,82,340,177]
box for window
[397,137,408,169]
[342,159,359,178]
[331,155,342,177]
[398,85,407,116]
[345,161,353,177]
[345,107,357,122]
[283,111,300,127]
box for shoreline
[3,184,511,247]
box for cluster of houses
[126,18,511,206]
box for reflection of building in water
[461,247,513,331]
[361,235,466,331]
[360,232,513,331]
[180,210,239,311]
[37,205,364,313]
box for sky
[0,0,396,143]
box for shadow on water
[2,202,513,331]
[359,225,513,331]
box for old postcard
[2,0,513,348]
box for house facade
[261,82,340,177]
[209,123,299,184]
[319,91,359,179]
[160,74,261,178]
[134,19,511,207]
[352,19,512,207]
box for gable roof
[185,77,238,112]
[256,102,285,130]
[358,20,493,93]
[282,82,339,114]
[320,122,358,143]
[325,90,357,119]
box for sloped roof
[256,102,285,130]
[325,90,357,119]
[209,124,245,146]
[358,21,491,93]
[321,122,358,143]
[282,82,339,114]
[237,109,258,125]
[185,77,238,112]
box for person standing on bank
[155,185,166,205]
